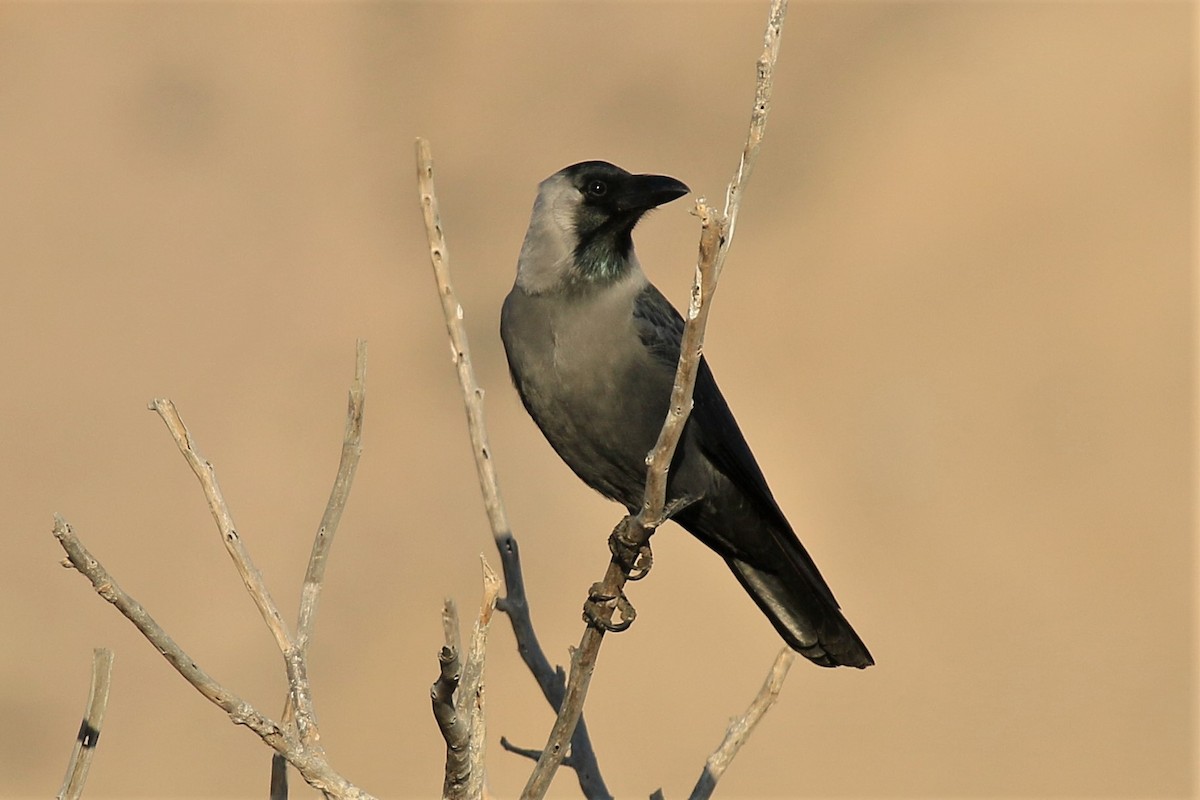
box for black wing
[632,283,788,527]
[633,283,846,604]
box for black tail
[727,557,874,668]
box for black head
[557,161,689,281]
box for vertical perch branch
[416,138,611,798]
[521,1,789,795]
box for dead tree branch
[443,597,463,653]
[416,137,611,798]
[434,601,470,796]
[274,338,368,798]
[56,647,114,800]
[416,138,510,546]
[148,398,295,655]
[433,558,501,800]
[297,337,368,654]
[688,647,795,800]
[149,395,328,748]
[53,517,298,760]
[521,2,789,796]
[53,343,375,800]
[462,557,501,798]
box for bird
[500,160,873,668]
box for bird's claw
[583,582,637,633]
[626,546,653,581]
[608,528,653,580]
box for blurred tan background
[0,2,1193,798]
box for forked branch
[54,343,374,800]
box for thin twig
[720,0,787,249]
[689,648,795,800]
[56,647,114,800]
[443,597,462,654]
[53,517,293,750]
[416,138,510,543]
[274,340,368,796]
[521,2,788,795]
[297,338,368,654]
[415,136,611,799]
[150,397,319,763]
[640,202,723,526]
[499,737,576,768]
[148,398,295,655]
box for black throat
[572,217,637,283]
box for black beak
[615,174,690,213]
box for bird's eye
[585,179,608,198]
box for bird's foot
[583,582,637,633]
[608,523,654,581]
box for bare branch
[721,0,787,247]
[519,613,603,798]
[297,338,368,654]
[58,345,377,798]
[689,648,795,800]
[461,557,501,800]
[282,649,323,764]
[56,647,114,800]
[53,515,293,750]
[433,643,469,797]
[495,539,611,797]
[434,559,501,800]
[53,514,375,798]
[500,737,548,765]
[499,736,579,768]
[148,398,294,655]
[522,1,788,795]
[415,136,611,798]
[443,596,462,654]
[274,340,368,796]
[416,138,510,544]
[640,201,723,527]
